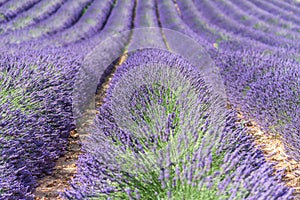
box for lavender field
[0,0,299,199]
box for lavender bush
[0,0,40,23]
[0,0,93,45]
[64,49,293,199]
[0,0,66,33]
[214,48,300,161]
[0,48,81,199]
[0,0,299,199]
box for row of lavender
[0,0,135,199]
[0,0,94,196]
[67,51,300,200]
[153,0,300,163]
[66,0,299,199]
[0,0,298,51]
[65,48,294,199]
[0,0,299,199]
[0,47,82,199]
[213,49,300,161]
[0,0,298,50]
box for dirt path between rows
[236,110,300,198]
[34,54,127,200]
[34,133,80,200]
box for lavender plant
[0,0,66,33]
[0,48,80,199]
[0,0,40,23]
[192,0,296,48]
[210,0,300,41]
[0,0,93,45]
[248,0,300,25]
[65,49,293,200]
[0,0,299,199]
[39,0,115,47]
[214,48,300,161]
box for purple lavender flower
[0,47,80,199]
[64,49,293,200]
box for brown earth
[236,110,300,198]
[34,132,80,200]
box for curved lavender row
[70,0,135,136]
[129,0,166,50]
[0,0,66,34]
[64,49,293,199]
[170,0,221,44]
[175,0,240,49]
[45,0,114,46]
[4,0,134,129]
[251,1,300,20]
[0,0,8,7]
[213,49,300,161]
[283,0,300,7]
[232,0,300,32]
[267,0,300,15]
[80,0,135,48]
[157,0,250,53]
[0,47,82,199]
[134,0,160,28]
[169,0,271,51]
[66,108,293,199]
[24,0,134,50]
[216,0,300,41]
[259,0,300,18]
[192,0,297,48]
[156,0,209,45]
[0,0,93,45]
[248,0,300,25]
[209,0,300,41]
[68,0,135,109]
[229,0,300,33]
[0,0,41,23]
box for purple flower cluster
[0,47,80,199]
[0,0,93,45]
[0,0,40,23]
[0,0,67,34]
[0,0,298,199]
[213,48,300,161]
[64,49,294,199]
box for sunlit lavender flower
[0,48,80,199]
[214,48,300,161]
[64,49,293,200]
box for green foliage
[0,67,41,114]
[92,82,239,199]
[81,2,92,16]
[241,15,249,21]
[13,16,32,29]
[0,14,5,20]
[242,85,250,97]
